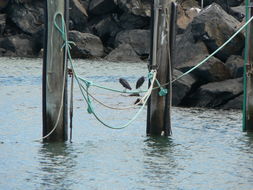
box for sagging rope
[52,12,159,130]
[41,11,253,139]
[78,15,253,94]
[38,12,69,141]
[71,16,253,129]
[78,70,157,129]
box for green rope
[53,11,253,130]
[78,16,253,95]
[77,75,148,94]
[171,16,253,83]
[243,0,250,132]
[54,12,152,130]
[155,79,168,96]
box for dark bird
[134,98,143,106]
[119,78,132,91]
[136,76,145,89]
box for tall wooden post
[42,0,69,141]
[245,0,253,132]
[147,0,176,136]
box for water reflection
[36,142,77,190]
[1,57,253,189]
[141,137,177,188]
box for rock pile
[0,0,247,109]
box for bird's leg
[68,68,73,77]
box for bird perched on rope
[119,78,132,91]
[134,98,143,106]
[136,76,145,89]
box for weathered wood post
[42,0,69,141]
[147,0,176,136]
[244,0,253,132]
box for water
[0,57,253,190]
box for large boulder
[116,0,151,17]
[69,0,89,32]
[115,0,150,29]
[177,5,200,32]
[178,0,199,9]
[69,30,104,58]
[190,3,244,61]
[225,55,244,78]
[197,0,245,21]
[118,12,150,30]
[114,29,150,57]
[172,69,196,106]
[0,14,6,35]
[200,0,244,8]
[175,30,209,67]
[183,77,243,108]
[105,43,142,62]
[0,0,9,10]
[221,94,243,109]
[176,53,231,83]
[0,34,39,57]
[91,15,121,47]
[231,5,246,22]
[6,1,44,35]
[89,0,116,15]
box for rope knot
[87,99,94,114]
[159,87,168,96]
[86,80,93,87]
[148,71,154,80]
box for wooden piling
[42,0,69,141]
[245,0,253,132]
[147,0,176,136]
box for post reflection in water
[36,142,78,190]
[141,137,178,188]
[1,57,253,190]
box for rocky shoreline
[0,0,247,109]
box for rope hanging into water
[41,10,253,135]
[39,12,69,141]
[52,12,159,129]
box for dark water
[0,57,253,190]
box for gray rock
[231,5,245,15]
[184,77,243,108]
[172,69,196,106]
[69,30,104,58]
[105,44,142,62]
[200,0,244,8]
[225,55,244,78]
[175,30,209,67]
[114,29,150,56]
[231,5,246,21]
[6,1,44,34]
[70,0,89,32]
[91,15,121,47]
[116,0,151,17]
[89,0,116,15]
[0,14,6,35]
[221,94,243,109]
[177,4,200,32]
[191,3,244,60]
[0,0,9,10]
[118,12,149,30]
[178,0,199,9]
[0,34,38,57]
[176,53,231,83]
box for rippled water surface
[0,57,253,190]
